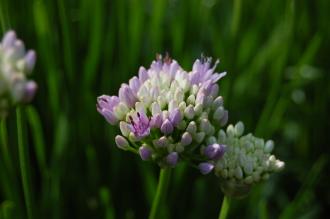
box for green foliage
[0,0,329,218]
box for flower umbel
[0,30,37,118]
[97,54,228,168]
[213,122,285,198]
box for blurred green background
[0,0,329,218]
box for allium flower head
[0,30,37,117]
[97,54,228,168]
[211,121,285,198]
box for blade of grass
[16,107,35,219]
[26,106,47,175]
[83,0,104,88]
[57,0,75,83]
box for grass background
[0,0,329,218]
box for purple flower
[118,84,137,108]
[128,76,141,94]
[150,113,163,128]
[204,143,225,160]
[24,50,36,73]
[22,81,37,103]
[129,112,150,138]
[160,119,174,135]
[198,162,214,175]
[169,108,182,126]
[190,58,226,85]
[2,30,16,49]
[97,95,120,125]
[138,66,149,83]
[166,152,178,167]
[139,145,152,160]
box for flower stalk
[148,168,172,219]
[218,196,231,219]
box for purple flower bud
[210,84,219,97]
[169,108,182,126]
[204,143,225,160]
[24,50,36,73]
[100,109,118,125]
[115,135,129,150]
[97,95,120,125]
[97,95,120,112]
[196,91,205,105]
[138,66,148,83]
[150,114,163,128]
[181,132,192,146]
[198,162,214,175]
[139,145,152,160]
[129,76,141,94]
[210,72,226,83]
[22,81,37,103]
[119,84,137,107]
[161,119,174,135]
[153,136,169,148]
[2,30,16,48]
[166,152,178,167]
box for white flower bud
[218,129,226,143]
[151,102,161,116]
[206,136,217,144]
[178,101,186,112]
[235,121,244,136]
[212,96,223,109]
[183,105,194,119]
[191,84,199,95]
[226,124,235,137]
[187,95,195,105]
[195,132,205,143]
[157,95,166,109]
[264,140,274,153]
[186,121,197,134]
[174,89,184,102]
[194,103,203,115]
[119,121,131,137]
[235,166,243,179]
[135,101,146,113]
[213,106,224,120]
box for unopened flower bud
[198,162,214,175]
[115,135,129,150]
[161,119,174,135]
[139,145,152,160]
[166,152,178,167]
[181,132,192,146]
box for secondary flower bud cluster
[212,121,285,197]
[0,30,37,117]
[97,55,228,167]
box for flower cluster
[97,55,228,167]
[212,122,284,197]
[97,55,285,197]
[0,30,37,117]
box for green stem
[218,196,231,219]
[17,108,35,219]
[148,168,172,219]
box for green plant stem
[17,107,34,219]
[148,168,172,219]
[218,196,231,219]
